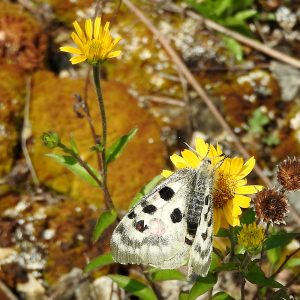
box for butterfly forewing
[111,168,196,268]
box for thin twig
[22,76,40,187]
[241,277,246,300]
[271,247,300,278]
[285,272,300,288]
[122,0,300,225]
[164,3,300,69]
[142,95,186,107]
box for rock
[29,71,166,209]
[17,274,47,300]
[0,64,26,178]
[48,268,85,300]
[93,276,125,300]
[270,61,300,102]
[0,2,47,70]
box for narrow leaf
[69,134,79,154]
[240,208,256,224]
[109,275,158,300]
[106,128,138,164]
[244,264,283,288]
[212,292,235,300]
[151,269,185,281]
[223,36,243,62]
[264,233,300,251]
[216,228,230,237]
[84,253,114,273]
[179,293,189,300]
[188,273,217,300]
[46,154,101,186]
[92,209,117,242]
[213,262,239,272]
[129,175,163,209]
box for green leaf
[129,175,163,209]
[266,247,281,265]
[215,0,232,17]
[263,133,280,146]
[240,208,256,224]
[286,258,300,268]
[92,209,117,242]
[216,228,230,237]
[212,292,235,300]
[84,253,114,273]
[106,128,138,164]
[233,9,257,21]
[264,233,300,251]
[109,275,158,300]
[46,154,101,186]
[223,36,243,62]
[188,273,217,300]
[248,108,269,133]
[213,262,240,272]
[244,263,283,288]
[151,269,185,281]
[179,293,189,300]
[69,134,79,154]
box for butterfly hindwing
[111,168,197,269]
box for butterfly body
[111,160,214,277]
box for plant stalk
[92,64,114,210]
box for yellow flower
[162,137,264,234]
[237,222,265,251]
[60,17,121,65]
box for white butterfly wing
[111,169,195,269]
[188,170,214,277]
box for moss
[29,71,166,209]
[0,2,47,70]
[0,64,26,177]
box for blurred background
[0,0,300,299]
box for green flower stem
[259,221,271,266]
[92,64,114,210]
[229,226,236,259]
[58,142,103,188]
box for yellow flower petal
[85,19,93,40]
[223,204,234,226]
[195,138,209,159]
[230,157,244,175]
[181,150,201,168]
[161,170,173,178]
[107,50,122,58]
[94,17,101,39]
[231,200,242,217]
[170,154,189,169]
[59,46,82,54]
[72,21,86,43]
[70,55,87,64]
[234,194,251,208]
[238,157,255,178]
[112,36,121,47]
[236,179,247,187]
[71,32,84,50]
[236,185,264,195]
[231,217,240,226]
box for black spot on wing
[202,230,208,241]
[205,195,210,205]
[159,186,175,201]
[208,216,212,227]
[116,223,125,234]
[185,237,193,245]
[140,200,148,207]
[128,210,137,219]
[135,220,148,232]
[187,221,198,236]
[142,204,157,214]
[170,208,183,223]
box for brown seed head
[254,188,288,224]
[277,157,300,191]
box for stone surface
[29,71,166,209]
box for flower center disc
[84,39,103,61]
[213,173,235,208]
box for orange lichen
[29,71,166,209]
[0,2,47,70]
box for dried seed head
[277,157,300,191]
[254,188,288,225]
